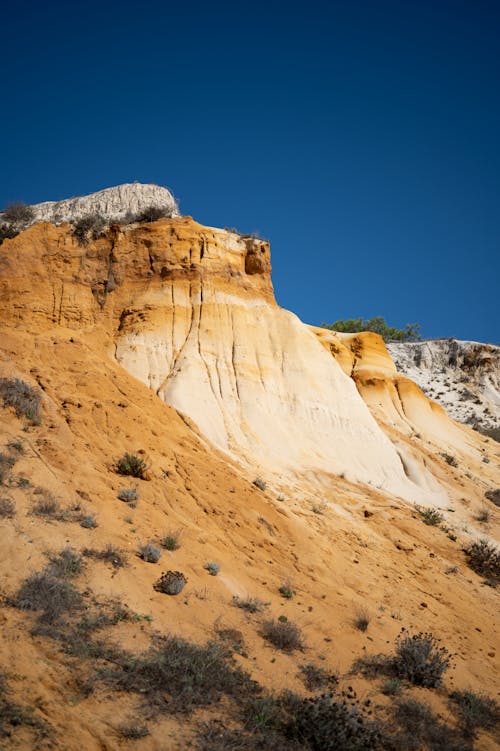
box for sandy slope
[0,217,498,750]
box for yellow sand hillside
[0,217,498,750]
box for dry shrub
[0,378,41,422]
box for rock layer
[387,339,500,430]
[0,182,179,226]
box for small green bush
[416,506,444,526]
[463,538,500,586]
[116,453,147,479]
[117,486,140,502]
[0,378,41,422]
[161,531,180,550]
[205,562,220,576]
[138,543,161,563]
[392,632,452,688]
[261,619,304,652]
[80,514,98,528]
[279,583,294,599]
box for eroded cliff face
[1,216,497,510]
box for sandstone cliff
[0,194,498,750]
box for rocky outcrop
[387,340,500,430]
[0,183,179,226]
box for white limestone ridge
[387,339,500,430]
[3,183,180,225]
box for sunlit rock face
[1,191,493,507]
[387,340,500,430]
[1,183,179,226]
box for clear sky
[1,0,499,342]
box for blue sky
[1,0,499,342]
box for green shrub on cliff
[321,317,422,342]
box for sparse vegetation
[392,632,452,688]
[13,571,83,624]
[390,698,470,751]
[0,377,41,422]
[116,453,147,479]
[135,205,173,223]
[47,548,83,578]
[205,562,220,576]
[0,672,49,742]
[80,514,98,528]
[278,583,294,599]
[449,689,499,739]
[299,663,338,692]
[441,453,458,467]
[232,595,266,613]
[0,453,15,484]
[118,723,150,739]
[261,619,304,652]
[416,505,444,526]
[253,477,267,491]
[102,635,255,714]
[353,607,370,632]
[321,316,422,342]
[83,544,127,568]
[161,531,180,550]
[31,491,67,520]
[138,543,162,563]
[2,202,35,225]
[283,690,383,751]
[153,570,187,595]
[0,496,15,518]
[72,214,106,245]
[463,538,500,586]
[381,678,403,696]
[7,440,23,453]
[117,486,140,502]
